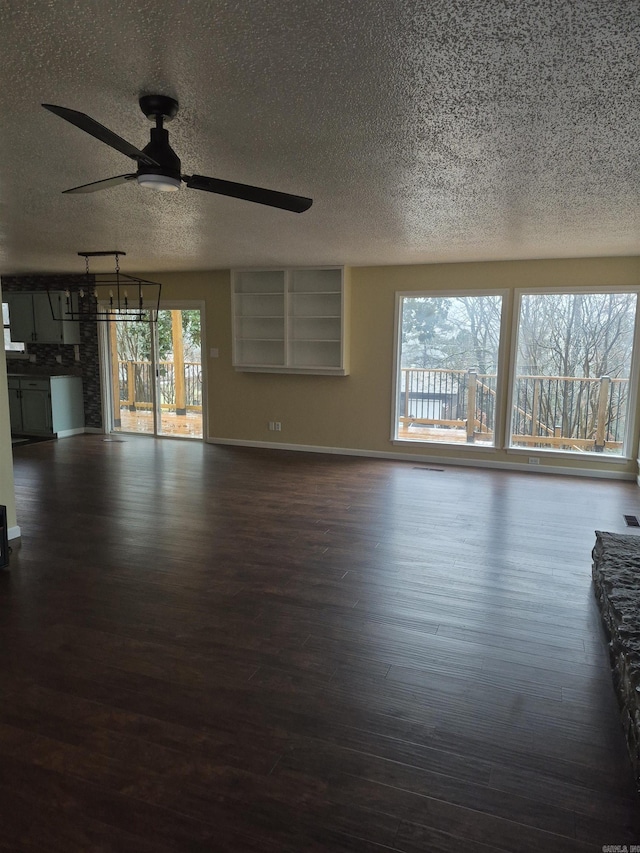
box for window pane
[510,292,637,455]
[3,302,25,351]
[396,295,503,446]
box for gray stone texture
[592,530,640,785]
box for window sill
[391,439,632,464]
[392,438,497,452]
[506,447,631,464]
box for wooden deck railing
[117,360,203,413]
[399,368,629,452]
[115,361,628,452]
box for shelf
[232,267,347,374]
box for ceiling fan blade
[42,104,159,167]
[62,174,137,194]
[184,174,312,213]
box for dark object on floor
[592,530,640,785]
[0,505,9,569]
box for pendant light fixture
[46,251,161,322]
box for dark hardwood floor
[2,434,639,852]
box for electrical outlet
[528,457,540,465]
[274,422,281,431]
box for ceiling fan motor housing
[136,95,181,189]
[139,94,179,122]
[138,126,182,184]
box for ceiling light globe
[137,174,181,192]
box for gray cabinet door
[35,292,81,344]
[20,389,53,434]
[8,387,23,433]
[5,293,35,343]
[33,292,64,343]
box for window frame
[2,300,26,356]
[505,286,640,462]
[391,288,510,449]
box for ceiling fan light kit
[136,174,181,191]
[42,95,313,212]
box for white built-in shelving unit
[232,267,348,375]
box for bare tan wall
[0,283,18,534]
[149,256,640,476]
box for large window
[2,302,25,352]
[509,291,638,456]
[395,294,504,446]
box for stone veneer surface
[2,274,102,429]
[592,530,640,786]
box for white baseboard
[8,525,21,540]
[56,427,87,438]
[206,436,636,481]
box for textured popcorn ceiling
[1,0,639,273]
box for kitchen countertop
[7,372,81,378]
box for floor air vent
[624,514,640,527]
[413,467,445,472]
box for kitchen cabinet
[7,380,22,433]
[5,291,80,345]
[5,293,34,344]
[7,375,85,436]
[232,267,349,374]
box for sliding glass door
[108,308,203,439]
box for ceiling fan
[41,94,313,213]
